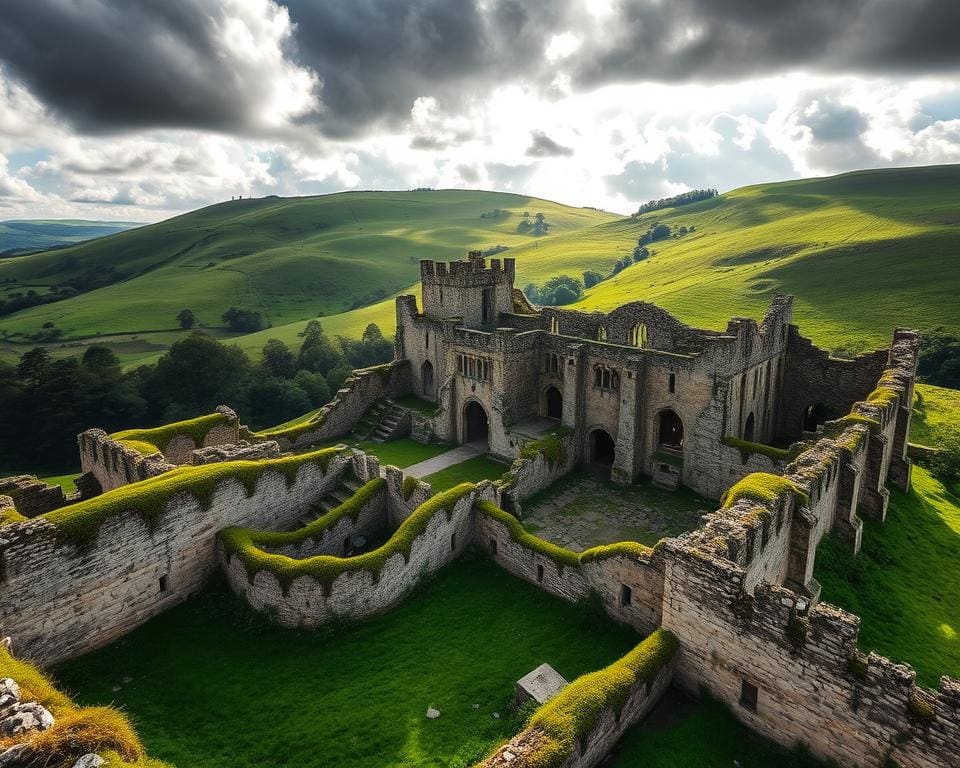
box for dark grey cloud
[526,131,574,157]
[456,164,481,184]
[0,0,958,141]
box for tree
[326,361,353,392]
[293,370,331,406]
[16,347,50,385]
[177,309,196,330]
[582,270,604,289]
[262,339,297,379]
[221,307,264,333]
[297,320,339,375]
[632,246,650,262]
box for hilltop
[0,165,958,366]
[0,191,615,347]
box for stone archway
[544,385,563,420]
[463,400,489,447]
[657,409,684,451]
[589,428,616,468]
[421,360,434,399]
[802,402,833,432]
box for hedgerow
[720,473,808,510]
[220,483,476,592]
[112,411,233,455]
[521,629,679,767]
[45,447,345,547]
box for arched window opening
[421,360,435,398]
[743,412,756,442]
[657,409,684,451]
[545,386,563,420]
[463,401,489,447]
[629,323,648,348]
[593,365,619,391]
[589,428,616,469]
[550,316,559,335]
[803,403,833,432]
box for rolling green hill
[1,166,958,367]
[0,219,142,255]
[0,191,615,347]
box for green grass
[39,472,78,494]
[423,455,508,492]
[815,466,960,688]
[610,691,832,767]
[912,383,960,446]
[350,438,452,469]
[393,395,440,415]
[54,560,639,768]
[0,191,614,348]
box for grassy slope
[0,191,614,342]
[912,382,960,445]
[55,560,637,768]
[0,219,141,253]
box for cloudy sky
[1,0,959,221]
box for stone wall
[221,488,482,629]
[0,476,75,518]
[77,429,174,493]
[0,448,369,664]
[497,428,578,514]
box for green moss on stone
[112,412,232,455]
[519,427,573,468]
[253,411,327,443]
[579,541,653,564]
[721,473,808,510]
[848,652,869,680]
[908,695,936,722]
[786,611,809,648]
[117,439,162,457]
[477,501,580,569]
[721,436,798,463]
[402,475,419,501]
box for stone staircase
[352,398,409,443]
[293,474,363,528]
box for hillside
[0,191,615,346]
[0,219,142,255]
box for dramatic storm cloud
[0,0,958,219]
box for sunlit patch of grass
[424,455,508,492]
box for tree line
[635,189,717,215]
[0,321,393,470]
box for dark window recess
[158,575,169,593]
[536,564,545,583]
[490,538,498,555]
[668,372,676,393]
[620,584,632,606]
[740,680,759,712]
[344,536,351,553]
[451,533,457,551]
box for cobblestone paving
[521,471,714,551]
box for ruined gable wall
[0,452,363,665]
[78,429,174,492]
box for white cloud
[545,32,581,63]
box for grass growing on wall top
[220,483,475,589]
[721,473,808,510]
[44,446,344,546]
[815,465,960,688]
[112,411,232,454]
[55,560,638,768]
[522,628,678,768]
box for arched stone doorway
[463,401,489,447]
[544,385,563,420]
[421,360,434,399]
[657,409,684,451]
[743,412,756,442]
[589,428,616,468]
[802,403,832,432]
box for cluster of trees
[0,265,126,319]
[222,307,265,333]
[0,321,394,469]
[918,328,960,389]
[523,275,583,306]
[635,189,717,215]
[517,212,549,235]
[479,209,509,219]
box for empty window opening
[545,385,563,419]
[740,680,759,712]
[629,323,648,348]
[343,536,351,554]
[803,402,834,432]
[490,538,498,555]
[451,533,457,551]
[593,365,620,391]
[597,325,608,342]
[158,575,169,593]
[657,409,684,451]
[743,412,756,443]
[589,428,616,468]
[668,372,676,393]
[482,287,494,324]
[537,564,545,583]
[550,316,559,334]
[620,584,632,607]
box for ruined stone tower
[419,251,515,329]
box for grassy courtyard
[520,470,712,550]
[54,559,637,768]
[423,455,509,493]
[612,691,830,767]
[816,466,960,688]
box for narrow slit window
[620,584,632,606]
[740,680,759,712]
[536,564,545,583]
[668,372,676,393]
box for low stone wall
[247,361,412,449]
[478,629,678,768]
[0,447,367,664]
[221,485,482,629]
[497,427,577,514]
[0,475,75,518]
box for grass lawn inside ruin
[54,558,638,768]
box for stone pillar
[888,404,913,492]
[786,505,820,597]
[860,431,890,522]
[562,345,583,431]
[612,360,643,484]
[833,463,863,554]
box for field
[912,383,960,446]
[2,166,958,369]
[0,219,141,254]
[0,191,614,347]
[54,560,638,768]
